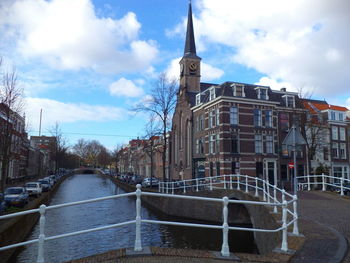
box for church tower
[179,1,201,93]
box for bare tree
[0,57,24,192]
[48,122,69,173]
[134,73,178,180]
[112,144,125,174]
[73,138,88,166]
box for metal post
[341,177,344,196]
[263,180,266,201]
[255,177,259,197]
[282,189,286,204]
[293,125,297,196]
[281,200,288,252]
[210,177,213,191]
[322,173,326,191]
[273,186,277,213]
[172,181,174,195]
[237,175,240,190]
[221,196,230,257]
[37,204,46,263]
[230,175,233,189]
[266,176,271,203]
[196,178,199,192]
[224,175,227,190]
[293,195,299,235]
[134,184,142,251]
[245,175,248,193]
[158,182,161,192]
[307,174,310,191]
[183,182,186,194]
[166,182,169,194]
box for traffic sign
[288,162,294,169]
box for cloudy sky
[0,0,349,149]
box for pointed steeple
[184,1,199,58]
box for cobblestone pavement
[291,191,350,263]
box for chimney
[280,87,286,92]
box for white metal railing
[297,173,350,196]
[0,178,298,262]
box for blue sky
[1,0,349,150]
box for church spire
[184,1,198,58]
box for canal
[15,173,256,262]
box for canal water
[16,174,256,262]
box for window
[254,109,262,126]
[209,88,216,101]
[332,126,338,140]
[210,162,213,177]
[265,110,272,127]
[196,139,199,154]
[285,96,295,108]
[196,94,201,105]
[216,108,220,126]
[340,127,346,141]
[232,85,245,97]
[195,116,199,132]
[230,107,238,125]
[216,162,220,176]
[256,88,268,100]
[332,143,339,158]
[209,110,215,128]
[209,135,216,154]
[216,134,220,153]
[330,112,336,120]
[340,143,346,159]
[200,115,204,130]
[199,138,204,154]
[339,113,344,121]
[280,113,289,130]
[266,135,273,154]
[231,134,239,153]
[323,147,329,161]
[255,134,262,154]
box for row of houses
[0,102,57,184]
[117,3,350,188]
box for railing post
[255,177,258,197]
[293,195,299,235]
[196,178,199,192]
[134,184,142,251]
[224,175,227,190]
[245,175,248,193]
[183,182,186,194]
[221,196,230,257]
[281,200,288,252]
[266,177,271,203]
[230,175,233,189]
[210,177,213,191]
[307,174,311,191]
[37,204,46,263]
[282,189,286,204]
[341,177,344,196]
[322,173,326,191]
[166,182,169,194]
[158,182,161,192]
[172,181,174,195]
[263,180,266,201]
[237,175,240,191]
[273,185,277,213]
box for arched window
[179,112,183,149]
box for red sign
[288,162,294,169]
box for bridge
[0,173,349,262]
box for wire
[28,131,137,138]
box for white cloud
[165,57,224,82]
[109,78,144,97]
[0,0,158,73]
[25,97,128,131]
[171,0,350,96]
[255,77,295,92]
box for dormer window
[196,94,201,105]
[232,84,245,97]
[255,87,269,100]
[209,87,216,101]
[283,95,295,108]
[338,112,344,121]
[330,111,336,120]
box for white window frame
[216,108,220,126]
[332,142,339,158]
[230,107,238,125]
[266,135,273,154]
[265,110,272,127]
[254,109,262,126]
[339,127,346,141]
[210,135,215,154]
[209,87,216,101]
[340,143,346,159]
[255,134,262,154]
[255,87,269,100]
[196,94,201,105]
[232,84,245,97]
[332,126,338,140]
[338,112,344,121]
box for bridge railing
[0,181,298,263]
[297,173,350,195]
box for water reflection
[15,174,255,262]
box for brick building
[169,3,307,186]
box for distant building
[30,135,56,174]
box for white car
[142,178,159,187]
[25,182,42,197]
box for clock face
[189,62,197,71]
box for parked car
[4,187,29,207]
[142,178,159,187]
[38,179,51,192]
[0,193,7,214]
[25,182,42,197]
[131,175,143,185]
[329,183,350,195]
